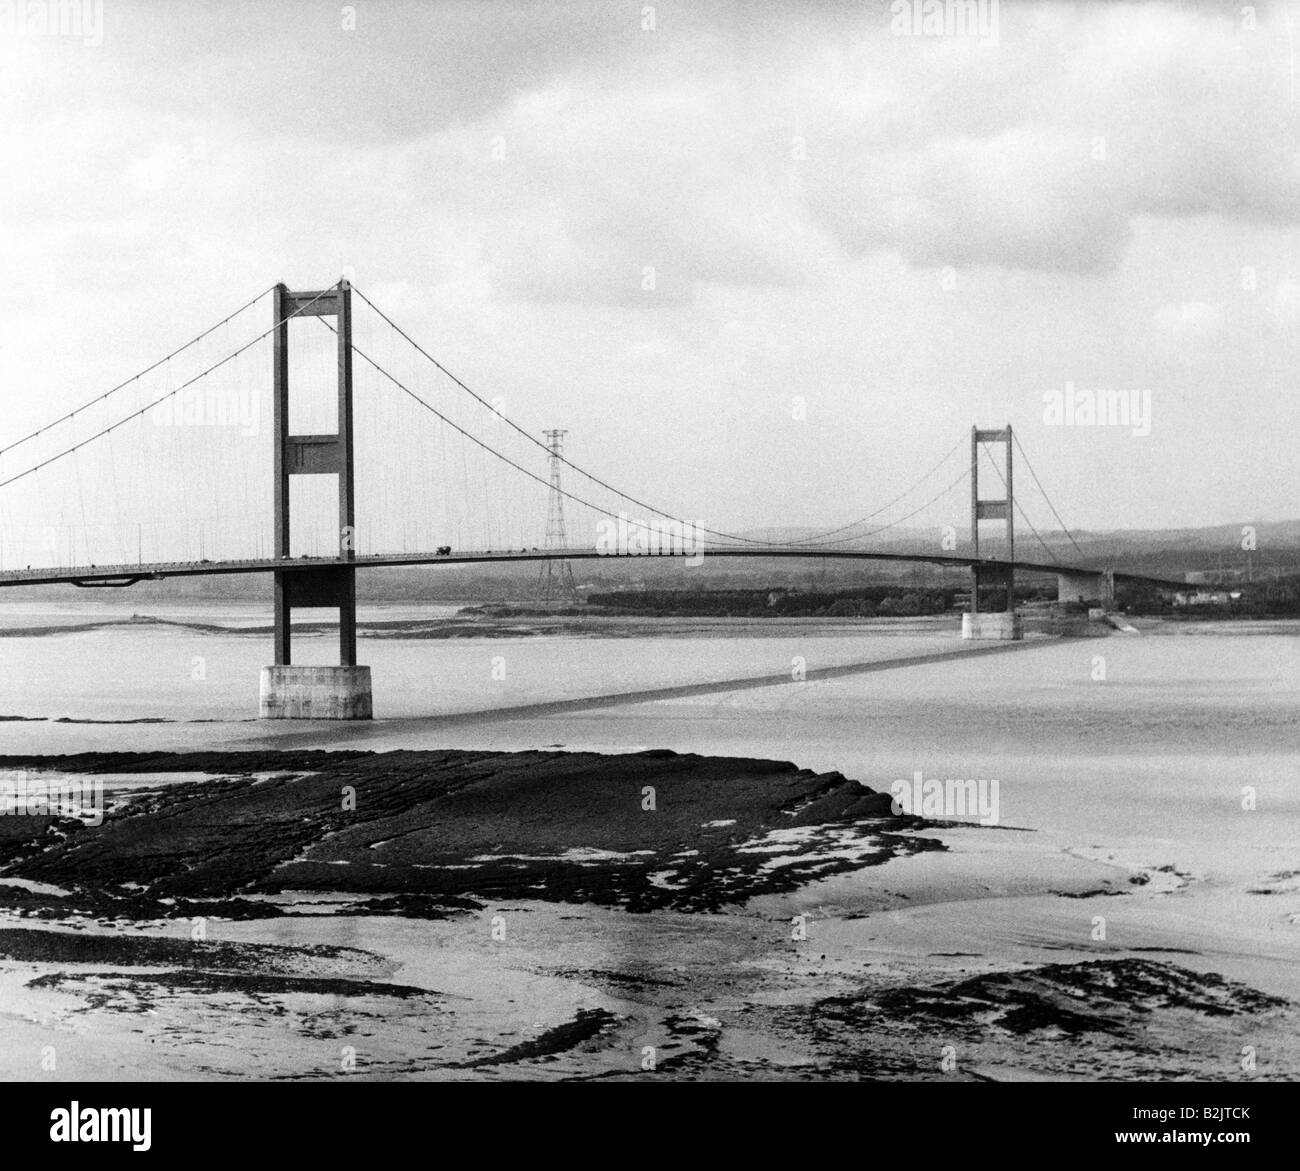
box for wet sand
[2,747,1295,1081]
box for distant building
[1173,590,1242,606]
[1184,569,1249,585]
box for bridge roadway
[0,547,1192,591]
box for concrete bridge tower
[963,424,1023,640]
[259,280,372,718]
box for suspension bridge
[0,279,1189,718]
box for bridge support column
[260,280,372,719]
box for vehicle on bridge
[435,545,451,556]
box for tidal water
[1,602,1297,864]
[3,601,1299,1079]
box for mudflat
[1,748,1293,1081]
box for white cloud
[1152,301,1224,337]
[1268,278,1300,324]
[798,5,1300,276]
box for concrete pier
[961,612,1023,640]
[259,665,372,720]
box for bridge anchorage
[258,281,371,719]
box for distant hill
[735,518,1300,582]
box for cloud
[448,2,1300,296]
[69,0,654,145]
[1152,301,1224,337]
[803,125,1133,274]
[10,1,1300,310]
[799,5,1300,276]
[401,78,831,306]
[1268,278,1300,324]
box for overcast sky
[2,0,1299,551]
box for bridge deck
[0,548,1191,591]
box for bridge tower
[259,280,373,718]
[963,424,1023,640]
[537,428,579,605]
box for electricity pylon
[538,429,579,605]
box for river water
[2,605,1295,843]
[2,601,1298,1080]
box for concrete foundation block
[961,612,1023,641]
[259,665,372,719]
